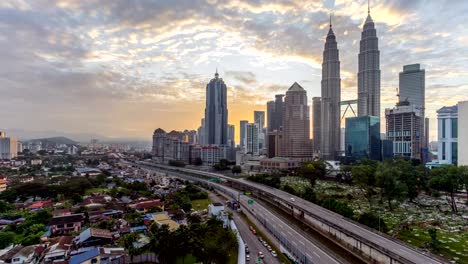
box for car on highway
[245,245,249,254]
[262,241,268,247]
[258,252,264,259]
[267,245,272,252]
[290,197,295,202]
[271,250,278,257]
[246,254,250,262]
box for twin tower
[318,9,380,159]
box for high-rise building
[320,18,341,160]
[246,123,259,155]
[197,118,205,145]
[227,124,235,147]
[204,71,228,145]
[357,7,380,119]
[254,111,265,150]
[458,101,468,166]
[239,120,248,149]
[267,95,284,132]
[385,101,422,160]
[267,130,283,158]
[345,116,381,161]
[267,101,275,131]
[282,82,312,159]
[399,64,426,159]
[0,132,18,160]
[312,97,322,154]
[437,105,458,165]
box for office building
[321,18,341,160]
[282,82,313,159]
[0,132,18,160]
[267,130,283,158]
[457,101,468,166]
[227,124,235,147]
[254,111,265,150]
[385,101,422,160]
[246,123,259,155]
[437,105,458,165]
[312,97,322,154]
[204,70,228,145]
[239,120,248,148]
[357,7,381,119]
[399,64,426,159]
[345,116,381,161]
[267,95,284,132]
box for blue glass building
[345,116,381,161]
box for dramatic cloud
[0,0,467,141]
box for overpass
[137,162,448,264]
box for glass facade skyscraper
[345,116,381,160]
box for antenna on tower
[330,12,332,28]
[396,87,400,103]
[368,0,370,14]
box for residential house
[69,248,100,264]
[75,228,113,247]
[208,203,225,217]
[11,245,38,264]
[28,200,54,211]
[153,213,179,231]
[42,236,73,264]
[128,200,164,213]
[49,213,85,236]
[0,179,8,192]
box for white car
[290,197,295,202]
[271,251,278,257]
[246,254,250,261]
[258,252,265,259]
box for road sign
[209,177,220,182]
[244,191,251,195]
[248,199,254,204]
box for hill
[27,136,77,145]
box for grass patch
[397,226,468,263]
[175,254,197,264]
[240,212,292,264]
[191,198,211,211]
[85,188,108,195]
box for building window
[442,142,446,160]
[452,142,458,165]
[442,119,446,138]
[451,119,458,138]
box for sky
[1,0,468,142]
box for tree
[300,160,327,188]
[213,159,229,171]
[352,164,376,208]
[71,194,83,204]
[459,166,468,203]
[0,200,13,213]
[375,160,408,210]
[231,165,242,174]
[0,232,15,249]
[428,228,439,252]
[429,165,462,213]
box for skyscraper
[204,70,228,145]
[399,64,426,157]
[312,97,322,154]
[458,101,468,166]
[246,123,259,155]
[240,120,248,149]
[254,111,265,150]
[357,6,380,119]
[282,82,312,158]
[320,17,341,160]
[0,132,17,160]
[227,124,235,147]
[437,105,458,165]
[267,101,275,132]
[345,116,381,161]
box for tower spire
[329,12,332,28]
[215,68,219,78]
[368,0,370,14]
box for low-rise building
[260,157,301,172]
[75,228,113,247]
[208,203,224,217]
[153,213,179,231]
[49,214,85,236]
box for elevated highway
[137,162,448,264]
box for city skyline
[1,1,468,141]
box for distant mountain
[27,136,78,145]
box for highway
[137,162,447,264]
[208,192,280,264]
[138,163,343,264]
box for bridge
[137,162,448,264]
